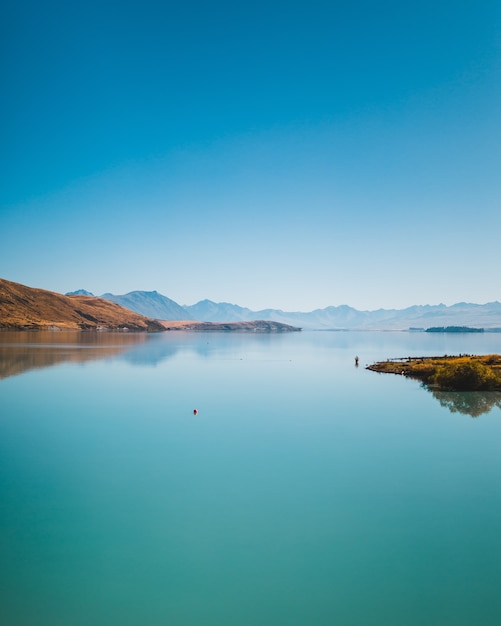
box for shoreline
[367,354,501,391]
[0,320,302,333]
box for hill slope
[0,279,165,331]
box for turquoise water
[1,330,501,625]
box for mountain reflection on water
[0,330,237,379]
[0,331,149,380]
[427,387,501,418]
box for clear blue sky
[1,0,500,311]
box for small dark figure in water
[355,356,359,367]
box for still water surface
[1,330,501,625]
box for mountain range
[68,289,501,331]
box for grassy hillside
[0,278,165,331]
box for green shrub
[433,361,501,391]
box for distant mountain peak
[99,290,193,321]
[66,289,94,296]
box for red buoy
[193,409,198,415]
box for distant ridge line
[79,288,501,331]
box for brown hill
[0,278,165,331]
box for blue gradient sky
[1,1,500,311]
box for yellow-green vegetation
[368,354,501,391]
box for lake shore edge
[367,354,501,391]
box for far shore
[0,320,302,333]
[159,320,302,332]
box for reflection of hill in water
[120,332,281,366]
[0,331,150,379]
[0,331,242,379]
[0,330,292,378]
[428,388,501,417]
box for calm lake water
[1,330,501,625]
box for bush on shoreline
[368,354,501,391]
[432,360,501,391]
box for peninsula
[160,320,301,332]
[368,354,501,391]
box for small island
[425,326,484,333]
[368,354,501,391]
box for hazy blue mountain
[183,301,391,328]
[70,288,501,329]
[184,299,255,322]
[66,289,95,296]
[183,300,501,330]
[101,291,193,321]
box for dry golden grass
[0,278,164,331]
[368,354,501,390]
[159,320,203,329]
